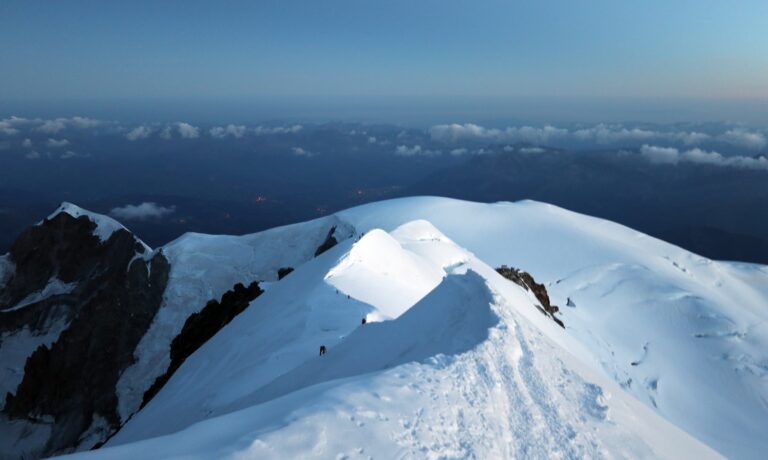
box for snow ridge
[44,197,767,459]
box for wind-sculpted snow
[548,262,768,458]
[336,197,768,458]
[325,228,445,319]
[59,270,718,460]
[223,271,498,410]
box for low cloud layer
[640,145,768,171]
[719,129,767,150]
[126,126,152,141]
[394,144,441,156]
[254,125,302,135]
[291,146,314,156]
[210,124,246,138]
[47,138,70,148]
[429,123,568,144]
[176,122,200,139]
[109,202,176,220]
[429,122,765,151]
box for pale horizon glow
[1,1,767,123]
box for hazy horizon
[2,1,767,125]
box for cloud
[47,138,70,148]
[254,125,302,135]
[429,123,568,144]
[22,138,32,148]
[154,122,199,140]
[125,126,153,141]
[640,144,768,171]
[449,148,468,156]
[37,119,67,134]
[109,202,176,220]
[68,116,101,129]
[176,122,199,139]
[640,145,680,164]
[60,150,89,159]
[0,121,19,136]
[673,131,711,145]
[429,122,715,148]
[210,124,247,138]
[0,116,33,135]
[719,129,766,150]
[395,145,440,156]
[574,124,657,143]
[25,151,41,160]
[395,145,422,156]
[519,147,546,154]
[291,147,315,156]
[368,136,377,144]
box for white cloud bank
[109,202,176,220]
[47,138,70,148]
[719,129,767,150]
[394,145,441,156]
[125,126,153,141]
[291,147,314,156]
[429,123,568,144]
[0,120,19,136]
[429,122,768,149]
[254,125,302,135]
[34,117,103,134]
[176,122,199,139]
[210,124,247,138]
[640,144,768,171]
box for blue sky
[1,1,767,123]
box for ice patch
[0,317,70,410]
[3,277,77,312]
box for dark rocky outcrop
[277,267,294,280]
[0,211,170,458]
[141,281,263,408]
[496,265,564,328]
[314,226,338,257]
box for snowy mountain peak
[3,196,766,459]
[45,201,151,251]
[73,215,723,459]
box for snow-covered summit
[63,212,724,459]
[45,202,152,251]
[6,196,765,459]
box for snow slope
[62,224,719,459]
[331,197,768,459]
[51,197,767,458]
[115,215,354,424]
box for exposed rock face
[141,281,263,408]
[0,207,358,459]
[496,265,564,328]
[0,211,170,458]
[314,226,339,256]
[277,267,294,280]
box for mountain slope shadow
[223,270,498,413]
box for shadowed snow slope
[57,216,726,460]
[115,216,353,425]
